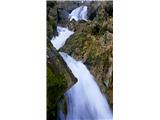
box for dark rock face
[87,1,100,20]
[47,1,57,39]
[57,9,69,22]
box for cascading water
[51,26,74,50]
[51,5,113,120]
[69,6,88,21]
[60,52,112,120]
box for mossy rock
[47,66,67,120]
[47,44,77,120]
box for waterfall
[51,26,74,50]
[51,6,113,120]
[69,6,88,21]
[60,52,112,120]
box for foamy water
[51,26,74,50]
[60,52,112,120]
[69,6,88,21]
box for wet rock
[87,1,100,20]
[105,1,113,17]
[57,9,70,22]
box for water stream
[69,6,88,21]
[51,6,113,120]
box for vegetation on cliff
[47,66,66,119]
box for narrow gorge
[47,1,113,120]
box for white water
[60,52,112,120]
[51,26,74,50]
[69,6,88,21]
[51,6,112,120]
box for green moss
[47,67,66,87]
[61,32,87,55]
[47,66,67,120]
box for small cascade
[51,26,74,50]
[60,52,113,120]
[69,6,88,21]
